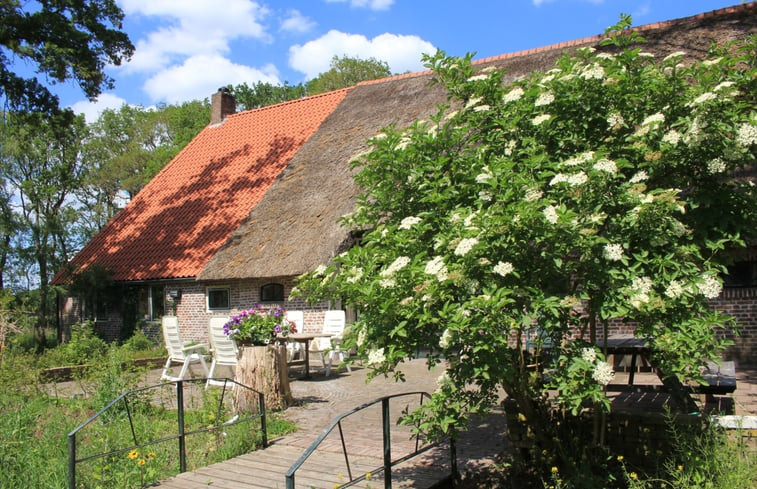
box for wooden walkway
[156,441,452,488]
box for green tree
[230,81,307,111]
[306,55,391,95]
[0,113,88,347]
[296,34,757,483]
[0,0,133,117]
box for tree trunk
[234,345,292,413]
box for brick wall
[712,287,757,366]
[173,276,332,343]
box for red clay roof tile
[59,89,349,282]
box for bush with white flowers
[295,20,756,475]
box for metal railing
[285,391,456,489]
[67,378,266,489]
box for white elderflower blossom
[713,81,735,92]
[535,92,555,107]
[372,132,387,140]
[630,171,648,183]
[638,52,655,58]
[567,172,588,186]
[550,173,568,186]
[541,74,556,84]
[346,267,364,284]
[493,261,514,277]
[664,280,685,299]
[399,216,421,230]
[581,347,597,363]
[504,139,517,156]
[395,137,411,151]
[367,348,386,366]
[464,96,483,109]
[464,211,478,229]
[691,92,717,105]
[697,275,723,299]
[356,329,366,347]
[707,158,727,174]
[703,57,722,66]
[685,117,705,146]
[436,371,451,388]
[425,256,449,282]
[543,205,559,224]
[607,112,625,129]
[427,125,438,138]
[662,130,682,146]
[642,113,665,127]
[439,328,453,348]
[596,52,615,60]
[444,110,459,121]
[561,151,595,167]
[476,168,494,183]
[532,114,551,126]
[603,243,624,261]
[736,123,757,147]
[524,188,543,202]
[503,87,525,103]
[314,264,327,276]
[454,237,479,256]
[478,191,493,202]
[379,278,396,288]
[381,256,410,277]
[581,63,605,80]
[663,51,686,62]
[466,73,489,82]
[473,104,491,112]
[592,361,615,386]
[593,158,617,174]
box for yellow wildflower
[128,450,139,460]
[365,472,372,480]
[617,455,624,462]
[137,459,146,466]
[630,472,638,480]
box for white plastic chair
[206,316,238,389]
[285,310,304,362]
[310,310,351,377]
[160,316,209,382]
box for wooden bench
[691,360,737,405]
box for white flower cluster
[473,104,491,112]
[629,276,654,309]
[581,63,605,80]
[493,261,514,277]
[592,361,615,386]
[663,51,686,62]
[425,256,449,282]
[697,275,723,299]
[399,216,421,230]
[436,371,451,389]
[707,158,727,174]
[464,96,483,109]
[685,117,705,146]
[629,171,648,183]
[395,137,411,151]
[664,279,685,299]
[439,328,453,348]
[691,92,717,105]
[503,87,524,103]
[642,113,665,127]
[535,92,555,107]
[581,347,597,363]
[524,188,543,202]
[550,172,588,186]
[314,264,327,276]
[543,205,559,224]
[532,114,551,126]
[593,158,617,174]
[346,267,363,284]
[367,348,385,366]
[356,329,366,347]
[662,130,682,146]
[713,81,735,92]
[736,123,757,147]
[381,256,410,277]
[475,168,494,183]
[603,243,624,261]
[607,112,625,129]
[561,151,594,167]
[466,73,489,82]
[454,237,479,256]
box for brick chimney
[210,87,236,124]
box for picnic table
[599,334,737,413]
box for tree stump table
[234,344,292,413]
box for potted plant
[223,305,296,346]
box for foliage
[231,81,308,111]
[0,0,133,117]
[295,23,757,481]
[306,55,391,95]
[223,305,296,345]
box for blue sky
[67,0,748,122]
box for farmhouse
[57,4,757,363]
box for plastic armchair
[206,316,238,389]
[160,316,209,382]
[310,310,351,377]
[285,310,305,362]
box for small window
[724,261,757,288]
[260,283,284,302]
[207,287,230,310]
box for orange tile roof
[60,89,349,282]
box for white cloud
[280,9,316,33]
[143,54,280,103]
[70,93,128,123]
[289,30,435,79]
[119,0,270,74]
[324,0,395,11]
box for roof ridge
[357,1,755,87]
[229,86,352,119]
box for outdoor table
[277,333,332,380]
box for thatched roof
[198,3,757,281]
